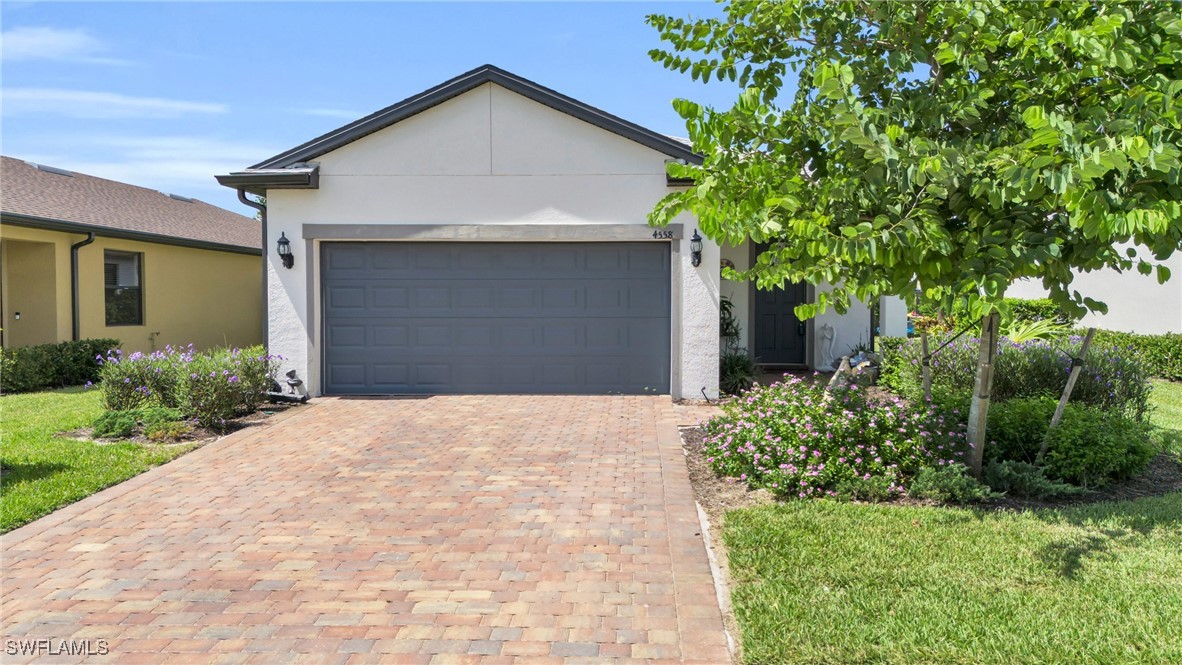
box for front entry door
[752,280,809,366]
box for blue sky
[1,1,742,214]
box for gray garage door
[321,242,671,395]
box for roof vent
[25,162,74,177]
[162,192,195,203]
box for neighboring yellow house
[1,156,262,353]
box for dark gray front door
[753,281,809,365]
[321,242,671,395]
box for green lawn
[1151,379,1182,459]
[724,497,1182,664]
[723,380,1182,664]
[1,388,194,532]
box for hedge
[879,329,1182,383]
[0,338,121,393]
[913,297,1077,334]
[1090,330,1182,382]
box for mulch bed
[681,424,1182,515]
[63,401,303,447]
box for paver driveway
[1,396,730,664]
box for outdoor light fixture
[276,232,294,269]
[690,229,703,268]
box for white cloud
[1,26,129,65]
[299,107,362,120]
[14,135,280,205]
[2,88,227,118]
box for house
[1006,258,1182,334]
[1,156,263,353]
[216,65,906,399]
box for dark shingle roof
[245,64,703,171]
[1,156,260,252]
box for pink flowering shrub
[703,374,968,499]
[97,344,281,429]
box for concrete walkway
[1,396,729,664]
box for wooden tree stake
[1037,327,1096,462]
[921,331,932,402]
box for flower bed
[96,344,281,429]
[703,375,968,499]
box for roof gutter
[1,213,261,256]
[237,190,269,351]
[214,165,320,196]
[71,232,96,341]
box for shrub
[985,398,1156,488]
[703,375,967,499]
[878,334,1152,420]
[909,464,997,503]
[1090,330,1182,382]
[92,410,138,438]
[176,354,246,428]
[1043,406,1156,488]
[720,350,757,395]
[97,344,280,429]
[98,346,191,411]
[985,397,1058,464]
[982,460,1085,499]
[0,338,120,393]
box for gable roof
[2,156,260,254]
[217,65,701,192]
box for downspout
[237,189,268,350]
[71,232,96,341]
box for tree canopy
[648,0,1182,321]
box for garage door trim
[317,239,677,395]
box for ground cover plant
[0,389,194,532]
[703,375,968,499]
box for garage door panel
[322,242,670,394]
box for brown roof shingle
[1,156,260,251]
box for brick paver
[1,396,730,663]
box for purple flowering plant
[703,374,967,499]
[879,334,1151,420]
[97,344,282,428]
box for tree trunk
[965,312,1000,479]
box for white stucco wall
[718,242,908,370]
[1006,252,1182,334]
[719,243,751,351]
[264,82,719,399]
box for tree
[647,0,1182,477]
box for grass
[1,388,194,532]
[723,496,1182,664]
[1150,379,1182,459]
[721,379,1182,664]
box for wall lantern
[690,229,704,268]
[276,232,294,269]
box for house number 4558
[651,230,674,239]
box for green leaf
[1021,106,1048,130]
